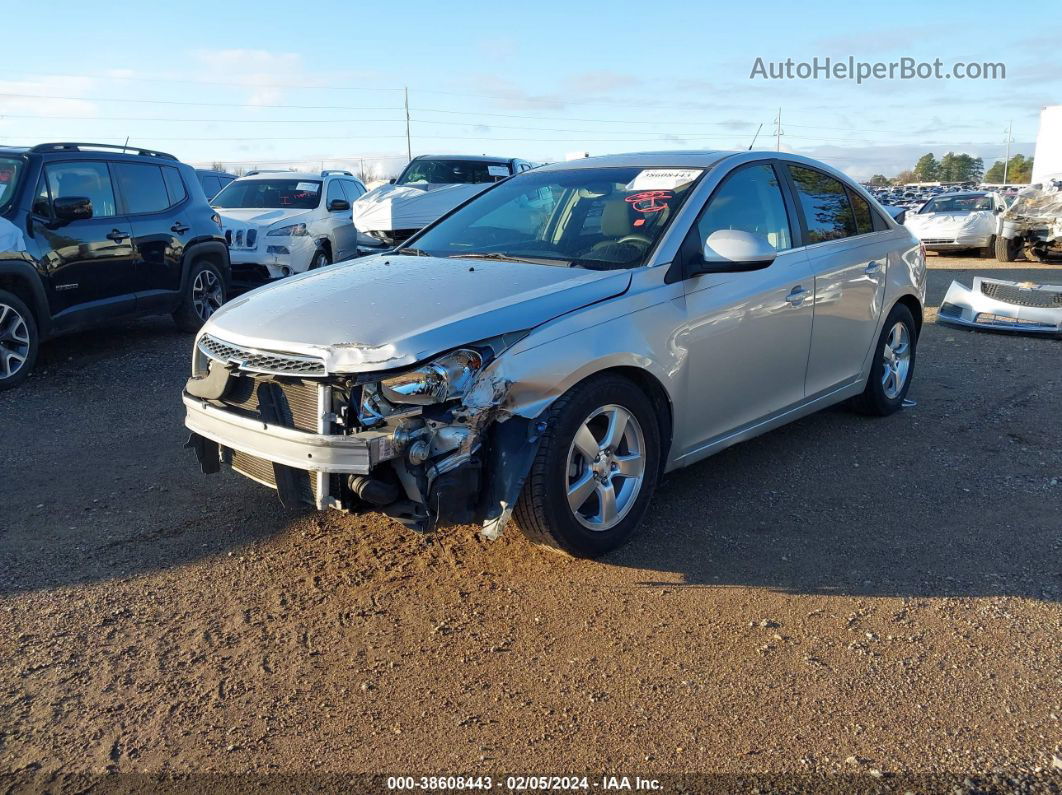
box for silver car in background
[183,151,925,558]
[904,191,1004,257]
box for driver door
[677,161,814,453]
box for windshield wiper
[448,252,528,262]
[394,247,430,256]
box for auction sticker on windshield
[487,165,509,177]
[296,182,319,192]
[625,168,702,191]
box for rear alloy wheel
[173,261,226,333]
[514,374,660,558]
[850,303,917,416]
[0,290,39,391]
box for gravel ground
[1,255,1060,790]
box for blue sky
[1,0,1058,179]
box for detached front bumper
[939,277,1062,335]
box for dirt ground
[1,255,1060,790]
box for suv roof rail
[321,169,353,177]
[28,142,178,160]
[244,169,294,176]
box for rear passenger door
[113,161,189,305]
[784,164,889,397]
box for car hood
[353,183,491,232]
[214,207,311,227]
[203,255,632,373]
[906,210,995,234]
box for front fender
[180,240,231,292]
[0,258,51,337]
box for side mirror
[328,198,350,212]
[692,229,776,274]
[388,178,396,184]
[53,196,93,223]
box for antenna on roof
[122,136,129,154]
[748,123,763,150]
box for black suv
[0,143,230,390]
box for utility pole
[1002,120,1013,184]
[404,86,412,162]
[774,108,783,152]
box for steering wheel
[590,234,652,252]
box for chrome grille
[980,281,1062,308]
[199,335,326,376]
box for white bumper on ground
[939,277,1062,335]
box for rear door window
[162,166,187,205]
[787,165,857,243]
[114,162,170,215]
[847,189,873,235]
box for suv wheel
[0,290,39,391]
[513,374,660,558]
[173,261,225,333]
[850,303,917,416]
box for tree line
[866,152,1034,186]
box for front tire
[995,234,1019,262]
[173,261,226,333]
[0,290,39,392]
[851,303,917,416]
[513,374,661,558]
[309,247,332,270]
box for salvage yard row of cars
[2,140,1058,557]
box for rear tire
[995,234,1018,262]
[850,303,917,417]
[173,261,226,333]
[0,289,39,392]
[513,374,660,558]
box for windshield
[920,194,993,213]
[211,178,322,209]
[0,156,25,214]
[397,159,510,186]
[406,166,704,270]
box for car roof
[535,150,735,172]
[236,171,331,181]
[412,154,516,163]
[0,146,30,155]
[933,191,990,199]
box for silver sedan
[184,151,926,558]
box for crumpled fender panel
[939,277,1062,336]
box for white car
[212,170,367,283]
[353,155,533,254]
[904,191,1003,256]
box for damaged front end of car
[183,331,546,538]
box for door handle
[785,286,808,306]
[106,229,128,242]
[865,260,882,274]
[171,222,190,234]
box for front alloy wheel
[0,302,31,381]
[565,405,646,531]
[514,374,661,558]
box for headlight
[267,223,308,237]
[379,349,483,405]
